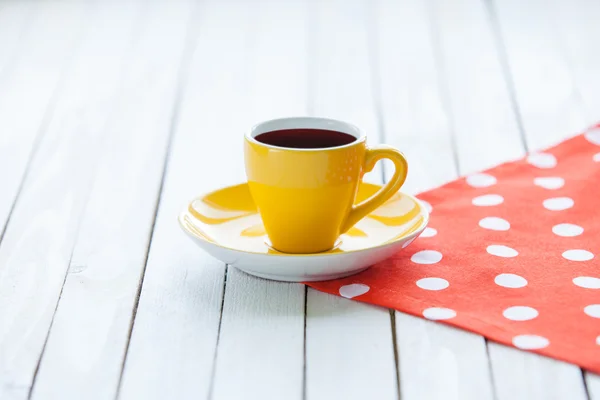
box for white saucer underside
[179,184,428,282]
[183,232,415,281]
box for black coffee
[255,128,356,149]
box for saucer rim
[178,182,430,258]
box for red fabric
[307,124,600,373]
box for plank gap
[302,285,308,400]
[303,3,313,398]
[207,265,229,400]
[484,339,499,400]
[114,124,181,398]
[581,369,591,400]
[389,310,401,400]
[27,242,80,399]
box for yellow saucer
[179,182,429,281]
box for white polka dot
[503,306,539,321]
[423,307,456,320]
[512,335,550,349]
[479,217,510,231]
[596,336,600,345]
[543,197,574,211]
[411,250,443,264]
[594,152,600,162]
[472,194,504,206]
[420,227,437,238]
[533,177,564,190]
[466,173,497,188]
[562,249,594,261]
[416,277,449,291]
[552,223,583,237]
[573,277,600,289]
[487,245,518,258]
[585,128,600,145]
[495,273,528,288]
[584,304,600,318]
[420,200,432,213]
[339,284,370,299]
[527,153,557,168]
[401,237,416,249]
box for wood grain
[0,1,144,398]
[549,0,600,124]
[430,0,525,173]
[489,346,588,400]
[489,0,587,150]
[28,2,195,399]
[374,0,457,195]
[0,0,82,243]
[0,1,32,76]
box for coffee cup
[244,117,408,254]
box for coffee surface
[255,128,356,149]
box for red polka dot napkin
[307,124,600,373]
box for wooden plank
[0,1,32,76]
[429,0,525,173]
[374,0,495,398]
[549,0,600,124]
[213,269,305,400]
[482,0,590,398]
[373,0,456,195]
[304,1,398,400]
[209,1,307,399]
[27,2,195,399]
[0,1,143,398]
[489,0,587,150]
[306,295,397,400]
[0,0,81,242]
[120,1,306,399]
[309,0,383,183]
[489,347,589,400]
[589,375,600,400]
[395,315,494,400]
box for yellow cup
[244,117,408,254]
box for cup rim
[245,116,366,152]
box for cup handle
[341,145,408,233]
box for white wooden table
[0,0,599,399]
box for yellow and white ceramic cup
[244,117,408,254]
